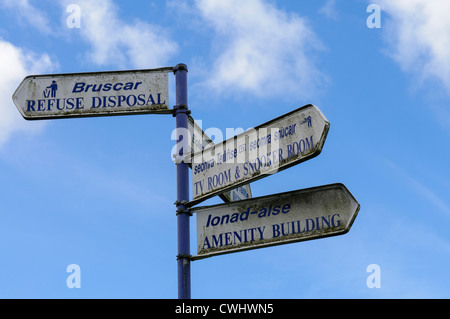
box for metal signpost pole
[173,64,191,299]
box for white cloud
[319,0,339,21]
[71,0,178,69]
[386,160,450,217]
[0,40,54,147]
[0,0,51,34]
[194,0,327,99]
[375,0,450,91]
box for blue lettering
[66,98,75,109]
[92,97,101,108]
[207,169,232,191]
[202,237,210,250]
[212,234,222,247]
[306,135,313,152]
[281,223,289,236]
[287,144,293,158]
[27,100,35,111]
[306,219,315,231]
[287,136,314,158]
[233,231,242,243]
[298,220,306,233]
[73,81,144,93]
[240,208,250,221]
[210,216,220,227]
[272,206,280,215]
[147,94,156,105]
[331,214,341,227]
[257,226,265,239]
[72,82,85,93]
[299,140,305,153]
[230,213,239,223]
[123,82,133,90]
[56,99,65,110]
[75,97,84,109]
[321,216,331,228]
[108,96,116,107]
[224,232,232,246]
[157,93,165,105]
[103,83,112,91]
[243,163,248,176]
[137,94,146,106]
[37,99,45,111]
[201,226,265,251]
[113,83,123,91]
[117,95,126,107]
[127,95,137,106]
[46,99,55,111]
[272,224,280,238]
[194,160,215,175]
[221,214,230,225]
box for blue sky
[0,0,450,299]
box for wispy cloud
[68,0,178,69]
[0,40,54,147]
[386,160,450,217]
[374,0,450,92]
[0,0,51,34]
[193,0,328,99]
[319,0,339,21]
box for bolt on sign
[192,183,360,260]
[190,104,330,206]
[12,68,171,120]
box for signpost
[190,104,330,206]
[193,183,360,260]
[12,67,172,120]
[12,63,360,300]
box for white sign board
[13,68,170,120]
[190,104,329,205]
[193,183,360,260]
[187,116,252,203]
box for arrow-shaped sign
[12,67,172,120]
[189,104,330,206]
[193,183,360,260]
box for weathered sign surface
[223,185,252,202]
[190,104,330,206]
[13,68,171,120]
[188,116,252,203]
[193,183,360,260]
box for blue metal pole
[173,63,191,299]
